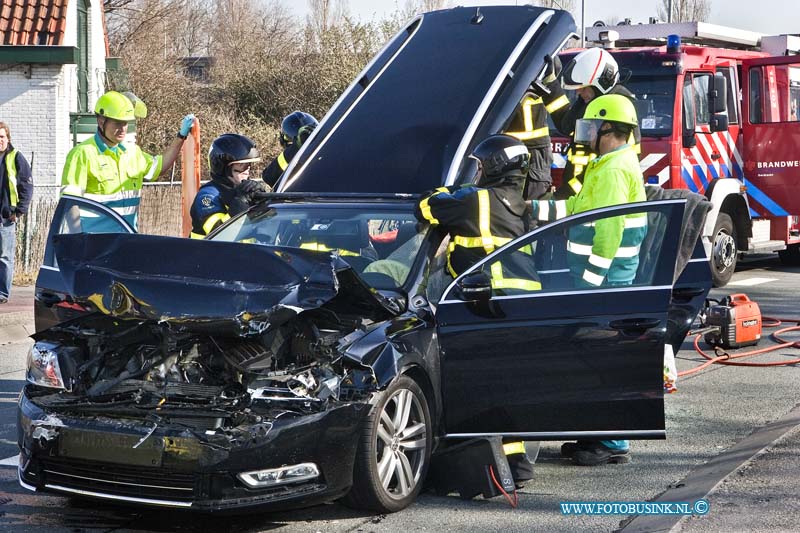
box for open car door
[741,55,800,219]
[34,195,135,332]
[435,199,687,441]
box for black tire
[710,212,737,287]
[341,375,433,513]
[778,243,800,266]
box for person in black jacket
[505,55,570,201]
[190,134,264,239]
[262,111,318,189]
[0,122,32,303]
[551,48,640,200]
[415,134,541,484]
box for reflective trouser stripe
[277,151,289,171]
[299,243,360,256]
[503,442,526,456]
[5,149,18,206]
[419,187,449,225]
[202,212,230,235]
[568,241,641,258]
[545,94,569,113]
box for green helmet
[583,94,638,126]
[94,91,147,121]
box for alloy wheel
[375,388,427,499]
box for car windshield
[210,204,424,290]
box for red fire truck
[552,22,800,286]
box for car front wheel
[342,375,433,512]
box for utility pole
[580,0,585,47]
[668,0,673,23]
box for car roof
[278,5,575,195]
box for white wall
[0,64,70,187]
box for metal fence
[12,182,183,283]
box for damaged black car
[20,5,712,513]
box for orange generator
[704,294,763,349]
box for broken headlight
[26,342,68,391]
[237,463,320,488]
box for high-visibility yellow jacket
[61,132,162,229]
[531,145,647,286]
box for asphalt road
[1,255,799,532]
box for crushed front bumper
[17,387,369,512]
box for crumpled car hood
[52,233,398,332]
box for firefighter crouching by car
[415,134,540,483]
[190,134,264,239]
[531,94,647,466]
[505,54,569,201]
[262,111,318,189]
[552,48,639,200]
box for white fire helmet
[561,48,620,94]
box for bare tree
[307,0,349,35]
[402,0,450,16]
[657,0,711,22]
[529,0,576,13]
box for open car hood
[52,233,399,333]
[279,5,575,194]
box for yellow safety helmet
[94,91,148,121]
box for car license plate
[59,428,164,467]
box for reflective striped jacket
[61,132,162,229]
[530,145,647,286]
[416,182,541,292]
[506,82,569,149]
[262,144,299,189]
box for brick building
[0,0,110,187]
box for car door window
[43,196,134,268]
[446,201,679,300]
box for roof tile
[0,0,70,46]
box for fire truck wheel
[711,213,737,287]
[778,244,800,266]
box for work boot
[573,442,630,466]
[560,440,592,458]
[506,452,534,485]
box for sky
[290,1,800,36]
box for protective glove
[229,179,266,216]
[296,123,317,147]
[178,114,196,138]
[543,54,562,84]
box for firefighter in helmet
[415,134,541,483]
[262,111,318,189]
[552,48,640,200]
[531,94,647,466]
[505,54,570,201]
[190,134,264,239]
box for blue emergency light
[667,34,681,53]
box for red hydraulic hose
[679,316,800,377]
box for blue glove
[179,114,195,137]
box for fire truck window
[787,65,800,121]
[749,67,763,124]
[683,77,695,131]
[692,74,711,126]
[717,66,739,124]
[626,77,675,137]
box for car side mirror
[457,270,492,302]
[709,112,729,132]
[709,73,728,114]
